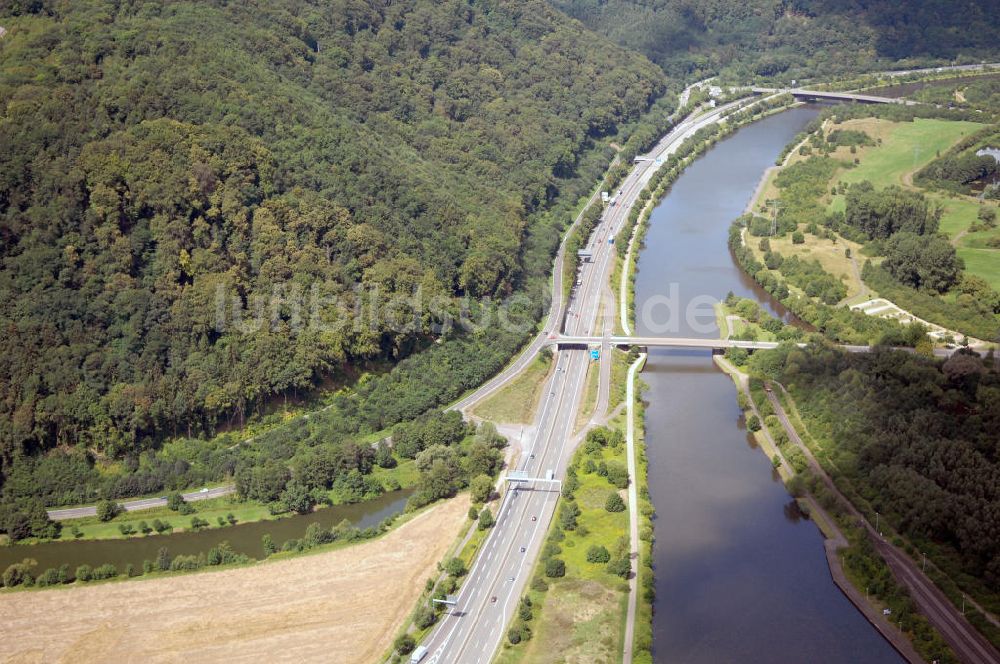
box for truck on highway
[410,645,428,663]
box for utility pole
[765,199,781,236]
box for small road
[766,388,1000,664]
[621,353,645,664]
[47,485,234,520]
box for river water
[635,107,904,662]
[0,489,411,575]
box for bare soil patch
[1,496,469,664]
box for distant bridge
[547,335,979,358]
[547,335,869,353]
[752,87,918,106]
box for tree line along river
[0,488,411,574]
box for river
[0,489,411,575]
[634,106,905,662]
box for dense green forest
[0,0,670,509]
[547,0,1000,80]
[750,344,1000,595]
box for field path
[1,496,468,664]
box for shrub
[604,462,629,489]
[518,596,533,621]
[170,555,201,571]
[747,415,761,432]
[558,500,580,530]
[478,508,495,530]
[36,566,67,587]
[586,545,611,564]
[544,557,566,578]
[155,547,171,571]
[414,604,436,629]
[75,564,92,582]
[394,635,416,655]
[530,576,549,592]
[262,534,277,557]
[444,557,467,578]
[469,474,493,503]
[607,556,631,578]
[96,500,121,522]
[507,623,532,644]
[3,560,35,587]
[605,493,626,512]
[91,563,118,580]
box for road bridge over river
[752,87,918,106]
[548,335,979,359]
[548,335,868,353]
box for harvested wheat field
[0,496,468,664]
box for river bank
[628,105,906,663]
[712,354,924,663]
[0,495,470,663]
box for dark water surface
[0,489,411,575]
[635,108,904,662]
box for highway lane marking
[423,98,749,664]
[448,367,577,661]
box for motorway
[446,78,714,416]
[420,92,758,664]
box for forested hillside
[752,344,1000,596]
[0,0,667,478]
[547,0,1000,80]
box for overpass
[547,335,870,353]
[752,87,918,106]
[548,335,981,358]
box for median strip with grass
[495,424,632,664]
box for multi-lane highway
[420,91,758,664]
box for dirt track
[1,496,468,664]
